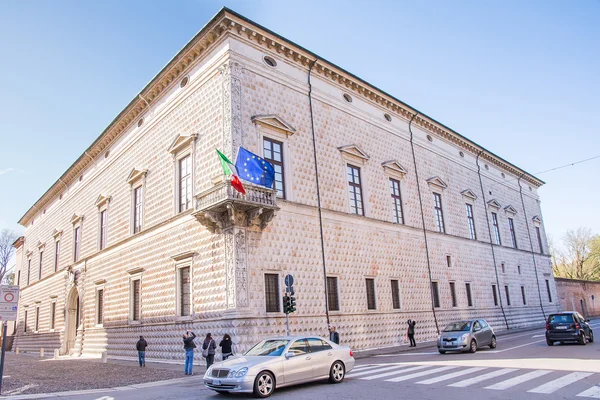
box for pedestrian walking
[136,335,148,367]
[183,331,196,375]
[202,333,217,368]
[219,334,234,360]
[329,325,340,344]
[407,319,417,347]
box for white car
[204,336,355,398]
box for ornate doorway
[65,287,80,354]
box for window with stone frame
[17,270,20,286]
[505,285,511,306]
[54,240,60,272]
[27,259,31,285]
[433,193,445,233]
[466,283,473,307]
[431,281,440,308]
[347,165,364,216]
[390,178,404,224]
[491,212,501,245]
[50,302,56,330]
[178,155,192,212]
[264,274,280,313]
[492,284,498,306]
[508,218,518,249]
[365,278,376,310]
[96,289,104,325]
[536,227,544,254]
[99,209,108,250]
[546,279,553,302]
[38,251,43,280]
[24,310,28,333]
[449,282,457,307]
[133,186,143,234]
[73,226,81,262]
[179,266,191,316]
[35,307,40,332]
[263,137,285,198]
[521,286,527,305]
[131,279,141,321]
[466,203,477,240]
[391,280,401,310]
[326,277,340,311]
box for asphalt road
[49,321,600,400]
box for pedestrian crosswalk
[347,363,600,397]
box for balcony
[193,179,279,232]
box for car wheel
[579,332,587,345]
[546,339,553,346]
[329,361,345,383]
[589,330,594,343]
[489,336,497,349]
[438,350,446,354]
[253,371,275,398]
[469,339,477,353]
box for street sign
[0,286,19,321]
[284,274,294,288]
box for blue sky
[1,0,598,251]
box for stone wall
[555,278,600,317]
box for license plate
[212,380,222,385]
[555,326,568,330]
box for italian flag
[216,149,246,195]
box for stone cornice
[18,7,543,227]
[12,236,24,249]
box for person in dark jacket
[329,325,340,344]
[219,334,234,360]
[183,331,196,375]
[202,333,217,368]
[136,336,148,367]
[407,320,417,347]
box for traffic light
[289,296,296,313]
[283,295,290,314]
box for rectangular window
[74,227,81,262]
[546,279,553,302]
[132,279,141,321]
[178,155,192,212]
[38,251,43,280]
[326,277,340,311]
[50,303,56,330]
[492,284,498,306]
[466,283,473,307]
[389,179,404,224]
[24,310,28,333]
[347,165,364,216]
[492,212,501,245]
[54,241,60,272]
[35,307,40,332]
[518,265,521,275]
[505,285,511,306]
[431,281,440,308]
[508,218,517,248]
[446,255,452,268]
[264,274,280,313]
[99,210,108,250]
[536,227,544,254]
[466,204,477,240]
[521,286,527,305]
[449,282,457,307]
[501,263,506,274]
[96,289,104,325]
[365,278,376,310]
[263,138,285,198]
[133,186,143,234]
[27,259,31,285]
[433,193,445,233]
[17,270,20,286]
[179,266,191,316]
[391,280,401,309]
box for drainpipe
[408,113,439,334]
[476,151,509,330]
[307,59,330,330]
[518,174,546,321]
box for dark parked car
[546,311,594,346]
[437,319,496,354]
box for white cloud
[0,168,25,176]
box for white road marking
[417,367,487,385]
[448,368,518,387]
[384,366,457,382]
[347,364,409,378]
[374,352,439,357]
[528,372,593,394]
[360,365,429,380]
[577,385,600,398]
[532,334,545,338]
[351,364,380,371]
[485,369,552,390]
[488,340,545,353]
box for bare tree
[552,227,600,280]
[0,229,18,284]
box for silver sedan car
[437,319,497,354]
[203,336,355,398]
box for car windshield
[245,340,289,356]
[444,321,472,332]
[549,314,574,324]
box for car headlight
[460,334,469,341]
[236,367,248,378]
[205,367,213,376]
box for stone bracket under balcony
[193,180,279,233]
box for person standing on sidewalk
[136,335,148,367]
[219,334,234,360]
[407,320,417,347]
[183,331,196,375]
[329,326,340,344]
[202,333,217,368]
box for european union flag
[235,147,275,189]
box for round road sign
[284,274,294,288]
[3,293,14,302]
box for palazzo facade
[13,8,559,360]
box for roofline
[19,6,543,226]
